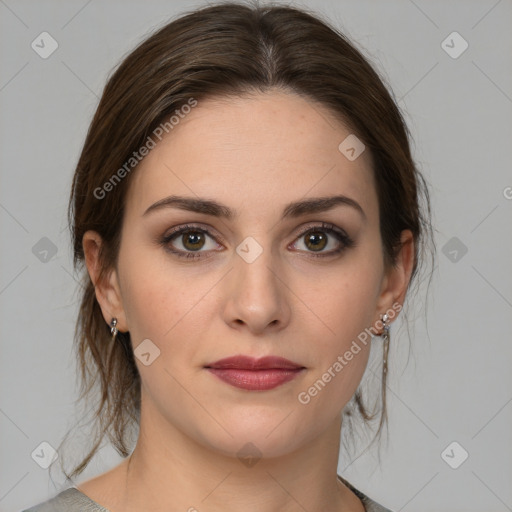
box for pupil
[307,232,326,251]
[185,232,203,250]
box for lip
[205,356,305,391]
[206,355,303,370]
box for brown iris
[182,231,206,251]
[304,231,327,252]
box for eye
[160,224,221,259]
[159,221,354,261]
[290,222,354,258]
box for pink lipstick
[205,355,305,391]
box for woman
[24,1,432,511]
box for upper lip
[205,355,304,370]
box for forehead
[125,90,377,222]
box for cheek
[303,254,383,353]
[122,274,197,347]
[117,243,220,363]
[294,281,376,428]
[293,249,383,405]
[117,242,176,339]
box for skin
[80,89,414,512]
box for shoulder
[359,493,395,512]
[22,479,392,512]
[339,475,395,512]
[21,487,110,512]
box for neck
[115,399,363,512]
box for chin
[192,407,318,461]
[203,430,307,462]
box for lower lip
[206,368,304,390]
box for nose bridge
[240,244,275,288]
[234,235,280,302]
[224,234,290,332]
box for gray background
[1,1,511,511]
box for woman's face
[91,90,408,458]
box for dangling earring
[381,313,390,374]
[110,317,118,341]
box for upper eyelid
[164,222,349,246]
[165,223,226,244]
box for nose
[222,243,291,335]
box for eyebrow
[143,194,366,221]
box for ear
[82,230,127,332]
[374,229,415,324]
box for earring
[110,318,118,341]
[381,313,390,374]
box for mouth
[204,355,306,391]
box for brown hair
[57,0,434,481]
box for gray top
[22,476,393,512]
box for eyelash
[159,222,355,260]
